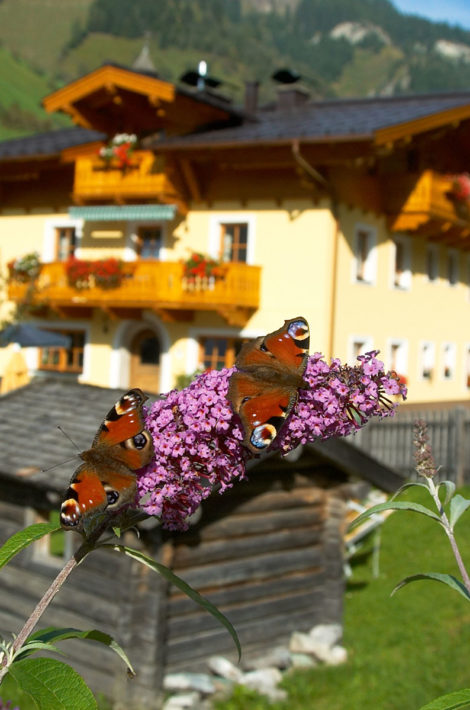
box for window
[55,226,76,261]
[426,244,439,282]
[31,510,74,566]
[419,342,435,381]
[465,346,470,389]
[392,236,411,290]
[442,342,456,380]
[447,249,459,286]
[388,339,408,383]
[349,336,373,362]
[199,336,248,370]
[220,223,248,263]
[136,226,162,260]
[39,330,85,374]
[352,225,376,284]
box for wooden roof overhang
[152,133,378,206]
[43,65,236,137]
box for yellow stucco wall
[333,207,470,402]
[2,202,470,403]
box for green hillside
[2,0,470,140]
[0,46,70,140]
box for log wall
[163,465,347,672]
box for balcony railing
[385,170,469,234]
[73,150,181,204]
[8,261,261,326]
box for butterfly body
[228,317,310,454]
[60,388,154,535]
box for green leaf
[0,523,59,569]
[347,501,441,532]
[7,657,97,710]
[391,481,431,501]
[418,688,470,709]
[449,495,470,529]
[438,481,456,507]
[391,573,470,601]
[106,543,242,661]
[25,627,134,676]
[15,641,63,660]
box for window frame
[198,335,250,370]
[418,340,435,382]
[425,243,439,283]
[441,342,456,381]
[351,224,377,286]
[38,329,86,374]
[447,248,459,287]
[208,214,256,265]
[348,335,374,363]
[386,338,409,383]
[43,218,83,262]
[391,235,412,291]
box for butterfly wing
[236,317,310,377]
[229,371,297,453]
[60,388,154,533]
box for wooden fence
[351,407,470,486]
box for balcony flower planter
[183,252,225,291]
[65,258,123,290]
[448,173,470,219]
[8,252,40,283]
[98,133,138,170]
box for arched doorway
[129,329,161,393]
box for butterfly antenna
[41,455,79,474]
[57,425,82,453]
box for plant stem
[0,528,103,681]
[428,478,470,593]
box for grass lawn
[215,485,470,710]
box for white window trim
[425,243,439,284]
[347,335,374,364]
[418,340,435,382]
[386,338,409,377]
[43,217,84,262]
[447,248,459,287]
[441,342,456,381]
[351,223,377,286]
[390,234,412,291]
[208,213,256,264]
[124,220,167,262]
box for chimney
[244,80,259,114]
[277,84,310,110]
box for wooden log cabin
[0,380,401,708]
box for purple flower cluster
[138,351,406,530]
[0,699,20,710]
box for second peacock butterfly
[228,317,310,454]
[60,388,154,535]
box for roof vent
[272,67,310,109]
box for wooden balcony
[73,150,185,210]
[385,170,470,241]
[8,261,261,326]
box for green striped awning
[68,204,177,221]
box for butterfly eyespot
[106,490,119,505]
[251,423,277,450]
[133,432,147,449]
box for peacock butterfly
[60,388,154,535]
[228,317,310,454]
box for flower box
[65,258,123,290]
